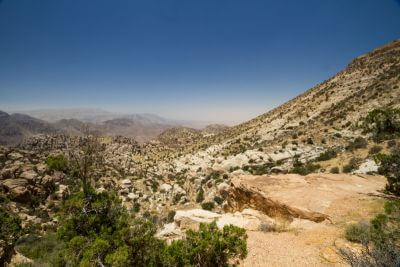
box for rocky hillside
[0,111,60,146]
[161,40,400,175]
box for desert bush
[290,159,320,175]
[388,139,397,148]
[376,148,400,196]
[345,222,370,243]
[52,188,248,266]
[164,222,247,267]
[316,149,337,161]
[207,171,221,180]
[258,222,285,233]
[15,233,65,266]
[243,162,275,175]
[46,154,68,172]
[0,204,23,265]
[167,211,176,223]
[330,166,340,174]
[363,108,400,141]
[343,158,361,173]
[346,137,368,151]
[369,145,383,155]
[341,201,400,266]
[196,187,205,203]
[214,196,224,205]
[201,202,215,211]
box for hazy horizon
[1,0,400,123]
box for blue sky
[0,0,399,124]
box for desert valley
[1,40,400,266]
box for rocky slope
[158,40,400,176]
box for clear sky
[0,0,399,124]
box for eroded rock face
[221,173,386,223]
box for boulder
[19,170,39,182]
[8,152,23,160]
[174,209,220,230]
[127,192,138,200]
[160,183,172,193]
[35,163,48,174]
[173,185,186,195]
[2,179,30,202]
[354,159,379,174]
[156,223,182,239]
[0,165,20,179]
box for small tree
[67,132,104,196]
[376,148,400,196]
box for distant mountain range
[0,109,229,145]
[0,111,60,145]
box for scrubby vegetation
[18,188,247,266]
[290,158,320,175]
[330,166,340,174]
[369,145,383,155]
[201,201,215,211]
[376,147,400,196]
[342,157,361,173]
[14,135,248,266]
[15,233,65,266]
[346,137,368,151]
[363,108,400,142]
[196,187,205,203]
[46,154,68,172]
[342,200,400,266]
[0,200,23,265]
[315,149,337,161]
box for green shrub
[201,202,215,211]
[343,158,361,173]
[341,201,400,266]
[0,205,23,265]
[330,166,340,174]
[346,137,368,151]
[207,171,221,180]
[316,149,337,161]
[15,233,65,266]
[345,222,370,243]
[196,187,205,203]
[363,108,400,141]
[27,188,248,266]
[387,140,397,148]
[334,133,342,138]
[214,196,224,205]
[164,222,247,267]
[376,148,400,196]
[46,154,68,172]
[290,159,320,175]
[167,210,176,223]
[369,145,383,155]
